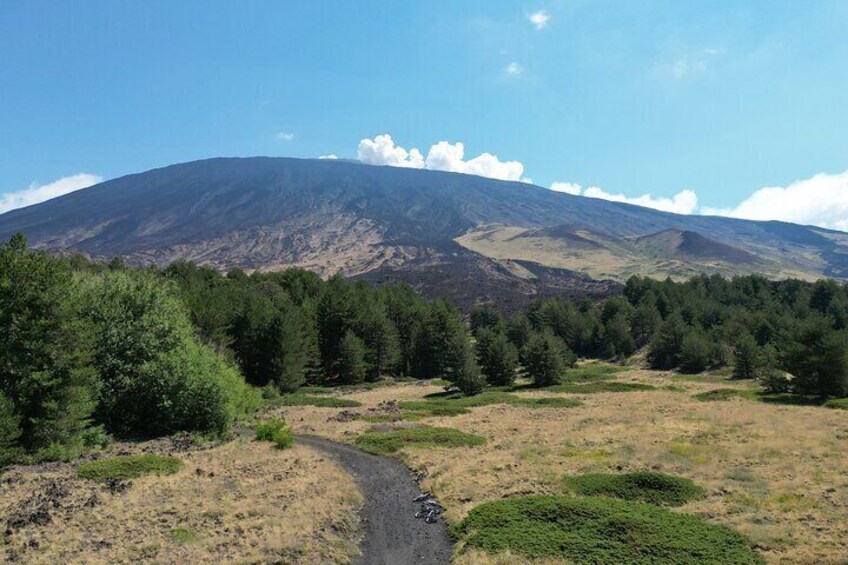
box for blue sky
[2,1,848,227]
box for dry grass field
[455,225,815,282]
[3,365,845,564]
[276,367,848,565]
[0,435,361,564]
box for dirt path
[296,435,453,565]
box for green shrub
[77,454,183,480]
[564,471,705,506]
[824,397,848,410]
[398,391,581,417]
[511,396,581,408]
[547,381,655,394]
[354,426,486,455]
[270,394,362,408]
[455,495,762,564]
[255,418,295,449]
[399,401,471,417]
[561,363,626,383]
[255,419,287,441]
[271,426,295,449]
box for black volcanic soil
[356,251,622,313]
[297,435,452,565]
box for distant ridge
[2,156,847,305]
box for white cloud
[528,10,550,29]
[357,134,424,169]
[549,180,698,214]
[354,137,848,228]
[356,134,525,182]
[504,62,523,76]
[276,132,296,142]
[0,173,102,214]
[550,181,583,195]
[583,187,698,214]
[319,154,338,159]
[702,170,848,231]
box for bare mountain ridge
[2,157,847,306]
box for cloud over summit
[357,134,525,182]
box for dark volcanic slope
[2,157,848,305]
[634,229,760,265]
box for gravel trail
[296,434,453,565]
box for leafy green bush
[824,397,848,410]
[271,394,362,408]
[255,418,295,449]
[77,454,183,480]
[84,271,257,438]
[271,426,295,449]
[354,426,486,455]
[255,419,287,441]
[455,495,762,564]
[563,471,705,506]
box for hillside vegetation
[3,231,848,563]
[3,232,848,469]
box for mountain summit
[2,157,846,307]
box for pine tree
[0,235,96,458]
[631,294,661,347]
[603,313,636,359]
[648,311,687,369]
[476,328,519,386]
[338,330,369,385]
[506,314,533,352]
[470,305,503,336]
[449,332,485,395]
[785,317,848,398]
[732,334,760,380]
[679,331,711,374]
[523,331,571,387]
[0,391,23,467]
[412,300,467,380]
[354,301,400,381]
[316,276,353,376]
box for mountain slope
[2,157,847,304]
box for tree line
[3,234,847,466]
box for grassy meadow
[274,364,847,564]
[2,362,846,563]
